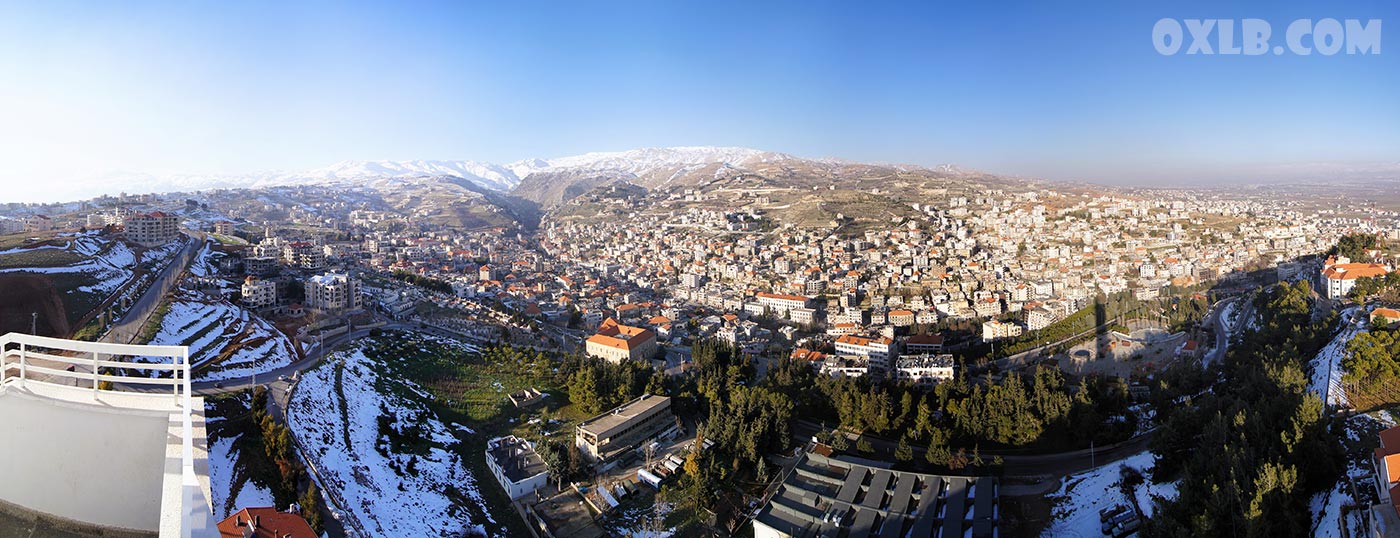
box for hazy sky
[1,0,1397,202]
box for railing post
[92,350,99,397]
[18,342,26,387]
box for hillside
[0,231,180,336]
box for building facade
[241,276,278,309]
[305,273,361,313]
[585,317,658,363]
[124,212,179,246]
[575,395,675,462]
[485,436,550,500]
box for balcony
[0,333,213,537]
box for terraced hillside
[139,290,299,381]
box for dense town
[2,176,1399,537]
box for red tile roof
[217,507,316,538]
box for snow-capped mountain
[507,146,791,179]
[69,146,973,205]
[272,160,520,192]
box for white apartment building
[241,277,278,309]
[1024,307,1055,332]
[982,320,1023,342]
[283,241,326,271]
[485,436,549,500]
[833,334,897,366]
[305,273,361,312]
[894,354,956,388]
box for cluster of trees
[536,439,586,488]
[251,387,323,533]
[1146,280,1342,537]
[1344,327,1400,383]
[1348,272,1400,302]
[390,269,453,294]
[561,354,663,416]
[1330,232,1379,262]
[767,349,1134,457]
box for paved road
[101,233,202,344]
[1201,297,1237,367]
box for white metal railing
[0,332,197,534]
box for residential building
[243,256,279,276]
[22,214,53,232]
[241,276,278,309]
[888,309,916,327]
[894,354,956,388]
[485,436,550,500]
[1025,307,1055,332]
[1374,307,1400,328]
[585,317,658,363]
[818,356,870,378]
[282,241,325,270]
[982,320,1023,342]
[216,507,317,538]
[305,273,361,313]
[575,395,676,462]
[124,212,179,246]
[904,333,944,354]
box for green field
[0,246,82,269]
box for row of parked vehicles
[1099,504,1141,537]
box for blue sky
[0,0,1396,201]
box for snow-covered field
[1042,452,1178,537]
[208,434,276,519]
[141,292,298,381]
[189,242,222,277]
[287,348,498,537]
[0,235,139,298]
[1309,308,1361,407]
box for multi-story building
[1024,307,1055,332]
[888,309,916,327]
[904,333,945,354]
[282,241,326,270]
[485,436,549,500]
[240,276,278,309]
[305,273,361,313]
[575,394,676,462]
[818,355,869,378]
[755,292,810,317]
[1321,255,1390,299]
[982,320,1023,342]
[124,212,179,246]
[22,214,53,232]
[585,317,658,363]
[833,334,897,367]
[895,354,956,388]
[1375,425,1400,518]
